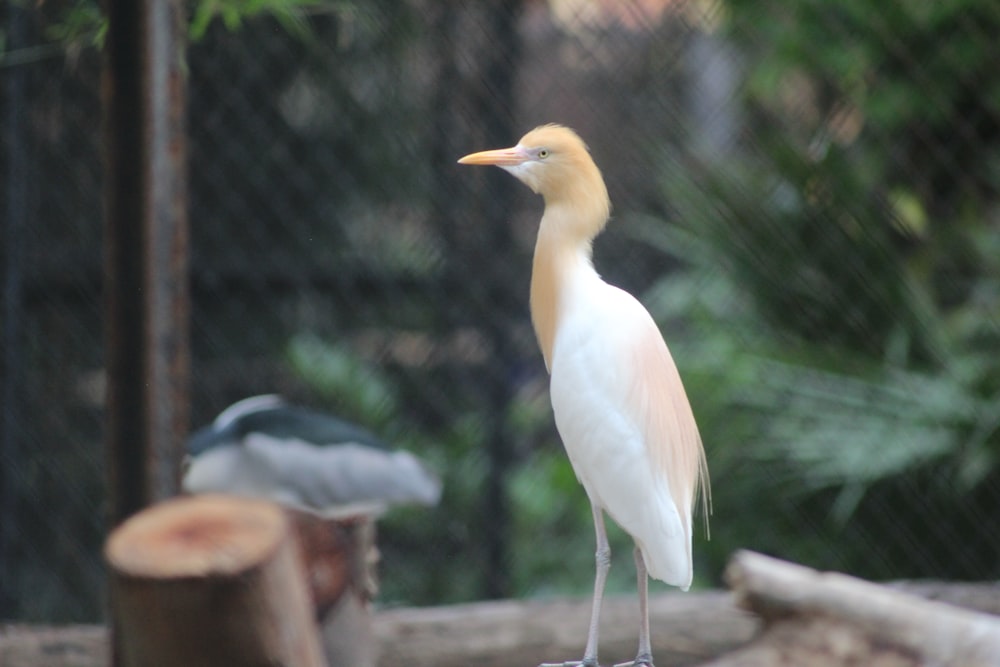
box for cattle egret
[183,394,442,518]
[459,125,710,667]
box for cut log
[716,550,1000,667]
[105,494,327,667]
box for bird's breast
[547,282,654,484]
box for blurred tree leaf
[189,0,331,41]
[626,116,1000,575]
[286,334,398,428]
[5,0,339,64]
[42,0,106,51]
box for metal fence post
[1,0,32,617]
[103,0,189,660]
[102,0,189,525]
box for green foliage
[188,0,332,41]
[4,0,337,64]
[661,149,946,363]
[286,334,400,428]
[625,203,1000,577]
[727,0,1000,217]
[639,0,1000,580]
[42,0,106,51]
[377,413,495,605]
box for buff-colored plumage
[459,124,709,667]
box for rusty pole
[102,0,189,526]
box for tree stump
[287,508,378,667]
[105,494,327,667]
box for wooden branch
[719,550,1000,667]
[372,591,757,667]
[105,495,327,667]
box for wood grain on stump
[105,494,327,667]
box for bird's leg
[613,547,654,667]
[633,546,654,666]
[583,505,611,665]
[539,503,610,667]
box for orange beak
[457,146,530,166]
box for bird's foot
[611,654,653,667]
[538,660,600,667]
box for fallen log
[707,550,1000,667]
[105,494,327,667]
[372,590,756,667]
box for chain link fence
[2,0,1000,623]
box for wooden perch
[105,494,327,667]
[373,590,757,667]
[716,550,1000,667]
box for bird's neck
[530,204,601,371]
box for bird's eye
[538,149,550,159]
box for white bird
[183,394,442,518]
[459,125,710,667]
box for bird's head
[459,125,610,226]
